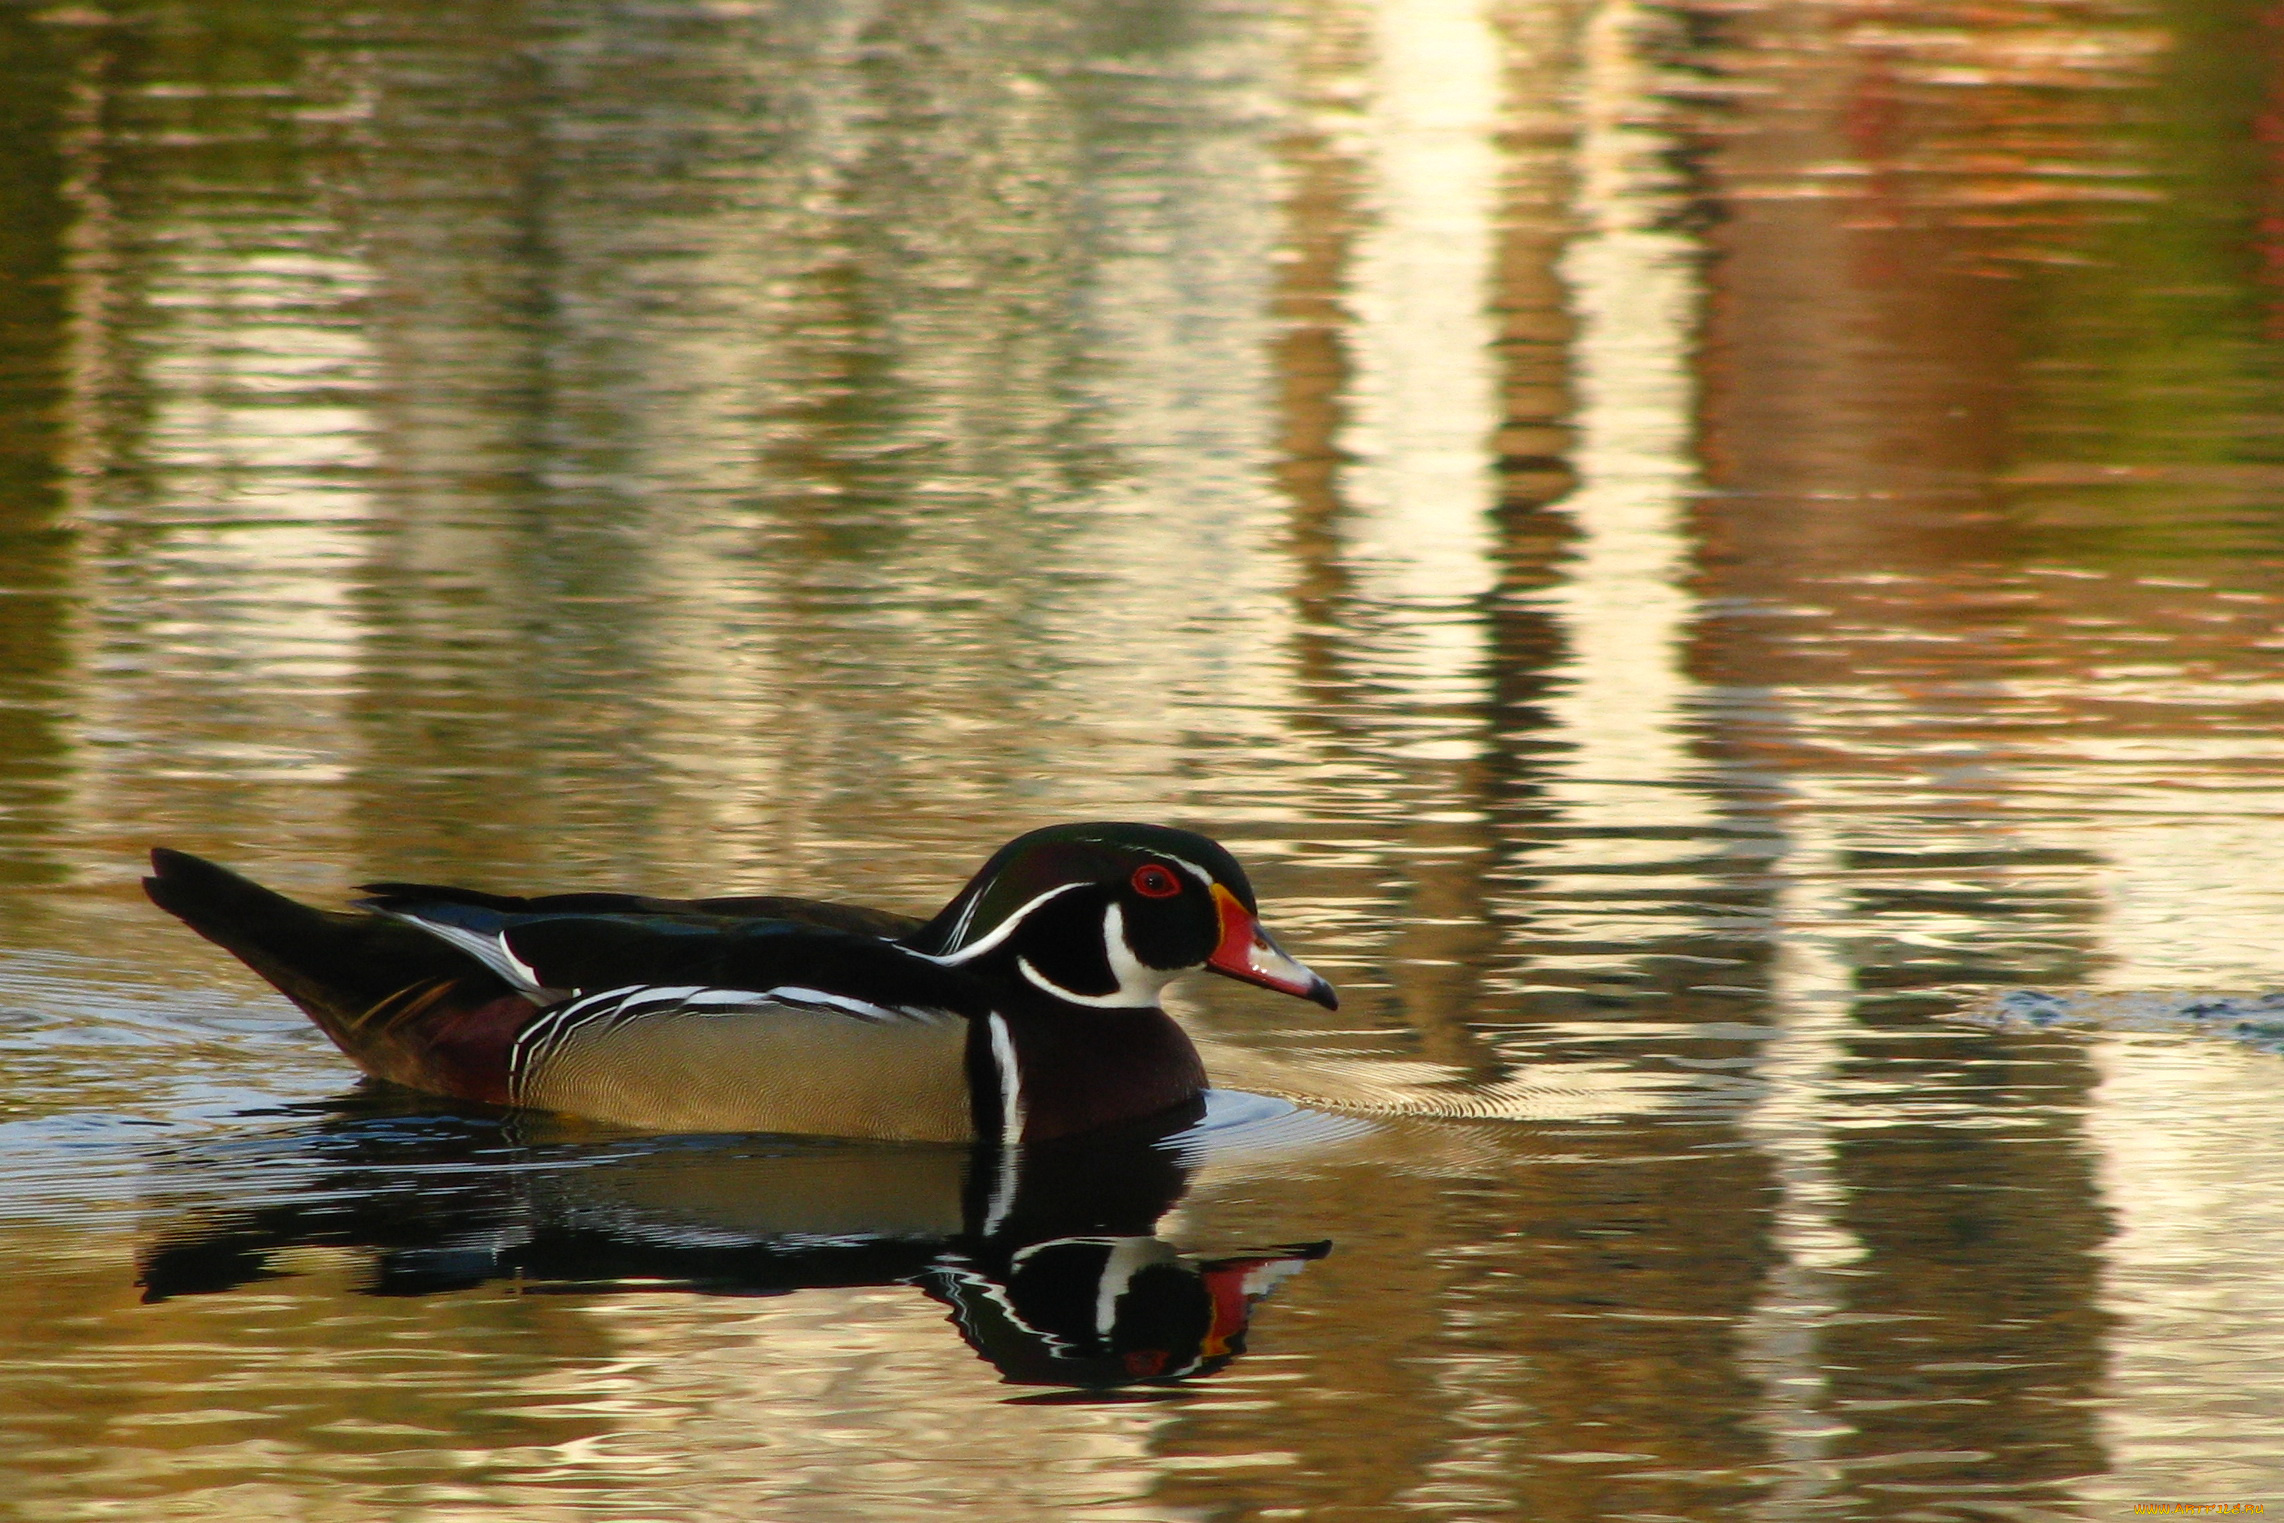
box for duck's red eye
[1132,864,1181,898]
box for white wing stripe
[379,911,548,995]
[762,985,907,1021]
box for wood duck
[144,823,1337,1144]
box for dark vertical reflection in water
[0,11,83,897]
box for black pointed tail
[144,848,506,1047]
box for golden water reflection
[4,0,2284,1512]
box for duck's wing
[682,896,925,940]
[147,851,978,1132]
[352,894,974,1016]
[351,897,990,1138]
[356,882,927,941]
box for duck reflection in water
[134,1091,1329,1391]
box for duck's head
[928,1235,1331,1387]
[905,823,1338,1012]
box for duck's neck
[981,991,1206,1144]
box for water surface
[5,0,2284,1514]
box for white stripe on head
[1059,833,1218,894]
[1158,852,1219,893]
[939,884,985,955]
[916,881,1085,965]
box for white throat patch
[1015,902,1177,1009]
